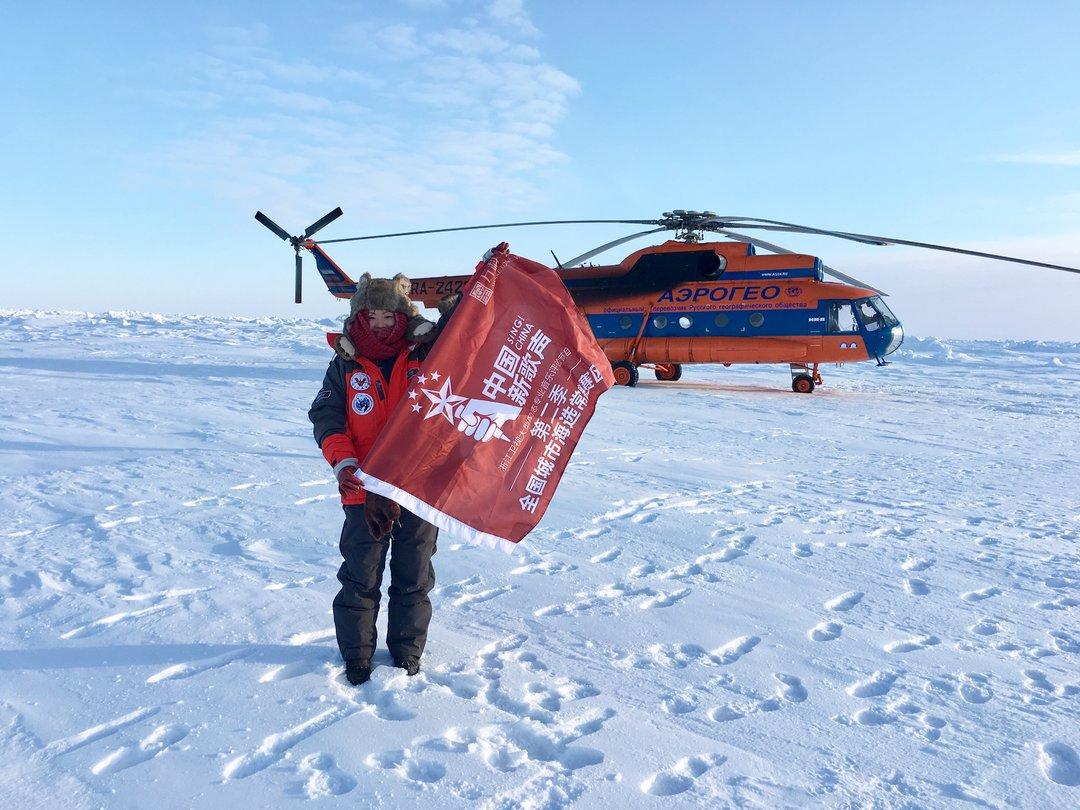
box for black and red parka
[308,338,426,506]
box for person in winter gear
[309,273,452,684]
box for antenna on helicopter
[254,207,343,303]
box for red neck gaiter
[348,311,408,360]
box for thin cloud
[488,0,540,37]
[136,1,578,225]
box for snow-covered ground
[0,310,1077,808]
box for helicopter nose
[880,324,904,357]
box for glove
[436,292,461,317]
[337,465,363,497]
[482,242,509,262]
[364,491,401,540]
[405,315,437,345]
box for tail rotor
[254,207,343,303]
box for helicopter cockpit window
[858,296,900,330]
[856,298,886,332]
[828,302,857,333]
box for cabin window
[828,302,857,333]
[749,312,765,328]
[652,315,668,329]
[714,313,729,328]
[619,315,633,330]
[678,316,692,329]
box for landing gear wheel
[654,363,682,381]
[612,361,639,387]
[792,374,815,394]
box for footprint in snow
[259,658,320,683]
[661,693,698,715]
[960,586,1002,602]
[920,713,948,741]
[774,674,807,703]
[903,578,929,596]
[901,556,934,572]
[298,752,356,798]
[707,705,745,722]
[640,754,726,797]
[146,648,251,684]
[1038,741,1080,786]
[366,748,445,783]
[968,618,1000,636]
[846,671,899,698]
[884,634,940,654]
[708,635,760,665]
[791,543,813,558]
[90,723,189,775]
[639,587,690,610]
[453,585,514,608]
[421,726,477,754]
[508,559,576,576]
[590,547,620,564]
[1048,630,1079,654]
[432,575,481,598]
[824,591,864,611]
[957,673,993,704]
[808,621,842,642]
[851,707,893,726]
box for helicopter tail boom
[305,241,358,299]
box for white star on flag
[417,374,427,385]
[408,389,418,400]
[410,402,422,413]
[429,370,441,381]
[421,377,467,423]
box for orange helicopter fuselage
[402,240,904,369]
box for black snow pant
[333,503,437,665]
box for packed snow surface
[0,310,1077,808]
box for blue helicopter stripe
[587,306,838,339]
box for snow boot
[394,656,421,676]
[345,660,372,686]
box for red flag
[358,244,615,552]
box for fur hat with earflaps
[348,272,420,319]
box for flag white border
[358,471,520,554]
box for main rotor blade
[712,218,888,246]
[315,219,660,244]
[303,207,344,239]
[717,229,887,295]
[295,251,303,304]
[716,217,1080,274]
[255,210,292,242]
[562,227,672,268]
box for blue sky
[4,0,1079,339]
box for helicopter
[255,208,1079,393]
